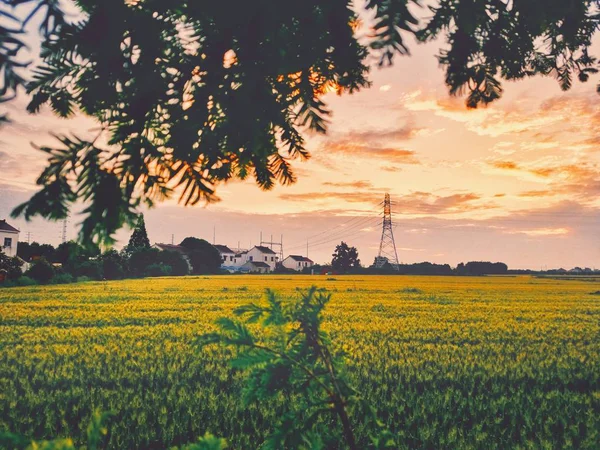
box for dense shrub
[51,273,75,284]
[457,261,508,276]
[158,251,189,276]
[146,263,172,277]
[74,260,103,280]
[15,276,37,286]
[25,259,55,284]
[101,250,127,280]
[0,252,23,280]
[129,248,160,277]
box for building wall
[240,262,270,274]
[219,252,246,268]
[245,247,278,270]
[282,258,313,271]
[0,230,19,258]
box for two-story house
[0,219,19,258]
[213,244,247,269]
[244,246,278,271]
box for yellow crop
[0,275,598,449]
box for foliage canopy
[3,0,600,244]
[332,241,361,273]
[125,214,151,252]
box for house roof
[0,219,19,233]
[213,244,234,254]
[286,255,313,263]
[253,245,276,254]
[245,261,270,268]
[154,243,187,254]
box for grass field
[1,275,599,449]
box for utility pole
[61,213,69,244]
[376,193,399,269]
[171,234,174,245]
[26,231,32,244]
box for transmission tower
[376,193,399,269]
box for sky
[0,6,599,269]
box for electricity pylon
[376,193,399,269]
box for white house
[282,255,313,272]
[245,246,278,271]
[0,219,19,258]
[240,261,271,274]
[213,244,247,269]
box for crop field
[1,275,599,449]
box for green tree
[128,247,160,277]
[16,241,56,262]
[125,215,151,253]
[331,242,360,273]
[158,250,190,277]
[25,258,55,284]
[180,238,221,275]
[100,249,127,280]
[180,237,209,251]
[0,0,64,122]
[74,260,104,280]
[145,262,172,277]
[0,250,23,280]
[6,1,600,244]
[55,240,100,277]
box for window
[271,256,274,261]
[3,238,11,248]
[230,256,233,261]
[249,256,253,261]
[264,256,268,261]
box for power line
[286,202,382,248]
[286,218,381,254]
[285,216,380,252]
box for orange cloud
[491,161,519,170]
[505,227,570,237]
[518,190,554,198]
[279,190,491,215]
[322,180,374,189]
[323,141,420,164]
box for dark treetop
[3,0,599,245]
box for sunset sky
[0,21,599,269]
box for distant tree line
[306,261,506,276]
[0,215,223,287]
